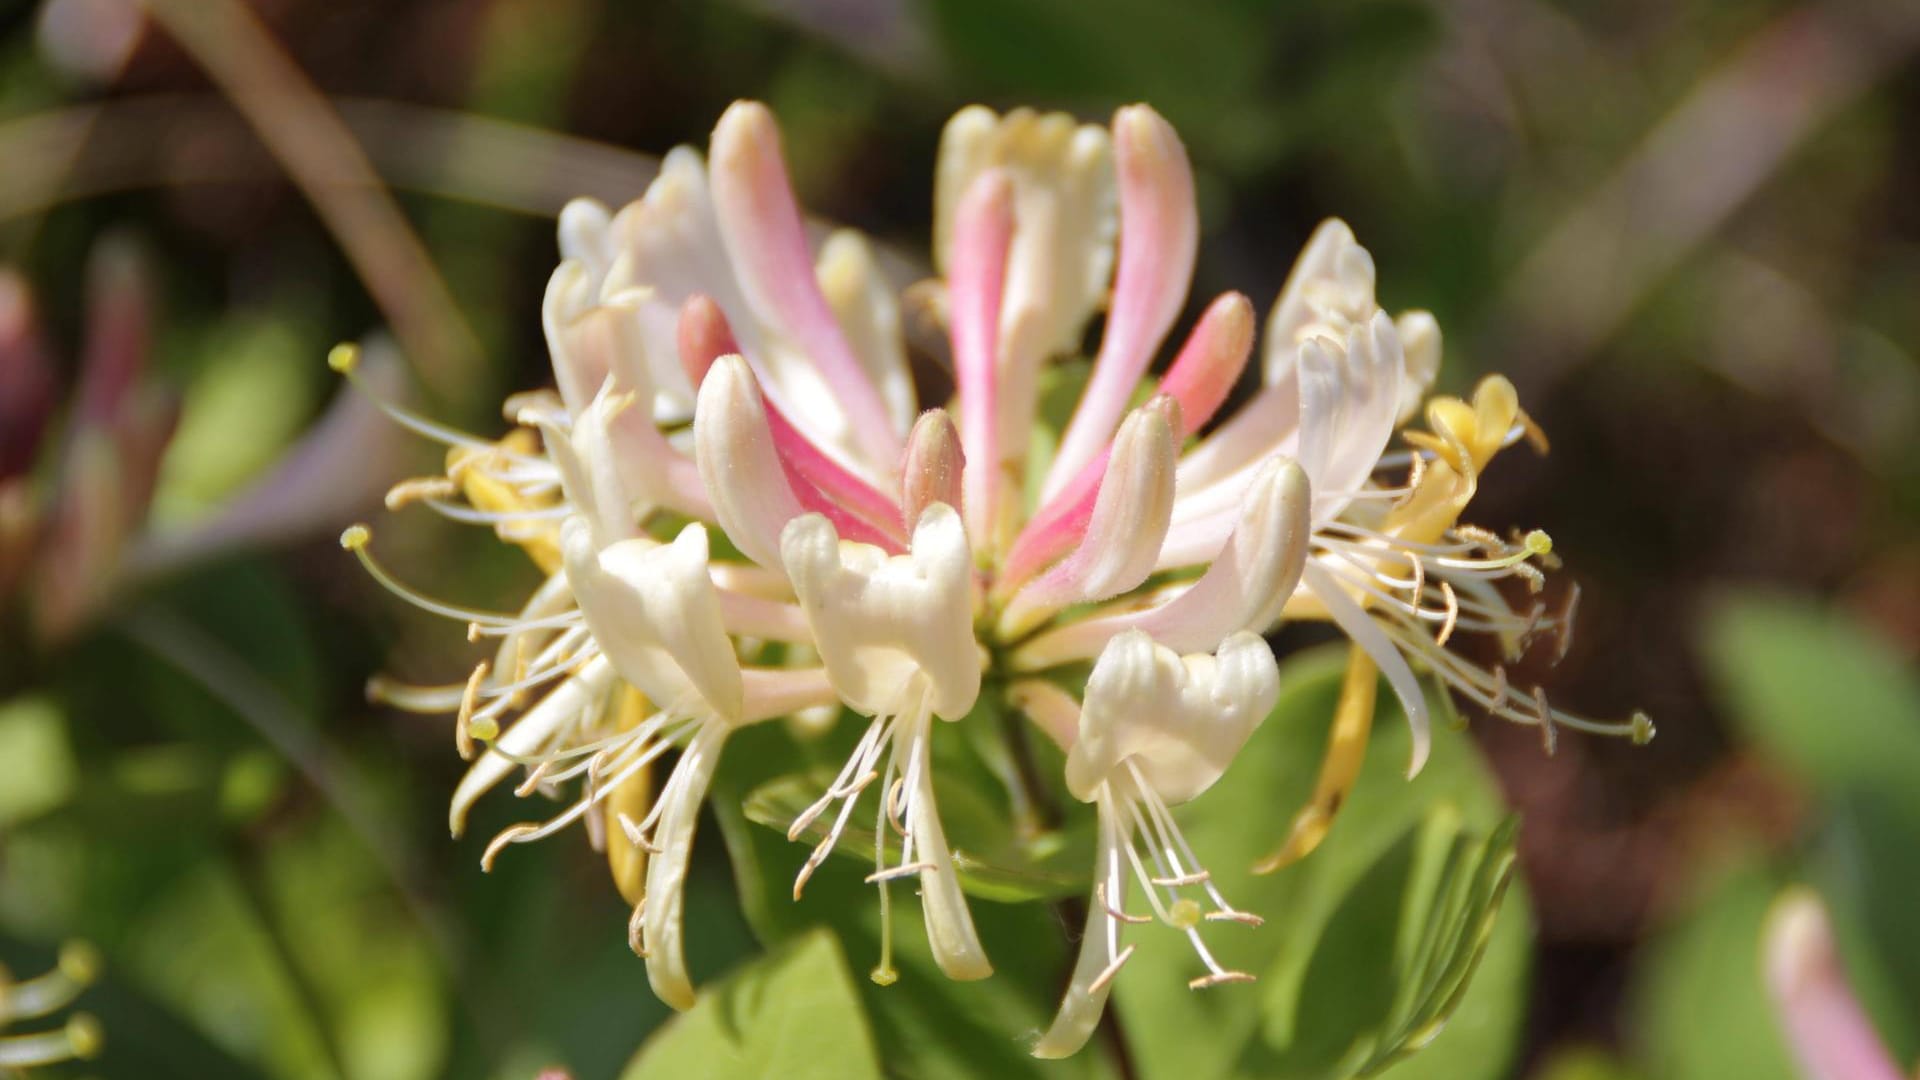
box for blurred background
[1,0,1917,1077]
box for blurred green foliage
[2,0,1917,1077]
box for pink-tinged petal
[1002,293,1250,589]
[999,397,1178,639]
[0,271,56,480]
[1005,678,1080,752]
[707,101,902,466]
[1172,220,1378,505]
[121,341,405,580]
[548,271,711,520]
[676,292,738,389]
[693,354,807,572]
[901,409,964,532]
[1013,456,1310,671]
[816,229,916,432]
[947,169,1014,548]
[1765,889,1907,1080]
[680,295,905,547]
[1041,105,1197,503]
[1156,292,1255,432]
[76,235,150,427]
[1314,312,1404,520]
[741,665,840,721]
[30,429,123,644]
[1158,337,1343,565]
[999,460,1099,593]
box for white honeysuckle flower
[340,98,1647,1043]
[1028,631,1279,1059]
[779,503,990,982]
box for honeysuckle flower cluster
[344,99,1651,1057]
[0,942,102,1071]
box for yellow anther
[870,965,900,987]
[469,716,500,742]
[1523,530,1553,557]
[326,342,361,374]
[339,524,371,550]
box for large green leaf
[1629,858,1799,1080]
[619,930,882,1080]
[1701,592,1920,822]
[1112,645,1532,1080]
[1698,592,1920,1063]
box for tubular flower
[0,942,103,1070]
[343,98,1645,1052]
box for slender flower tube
[344,99,1649,1045]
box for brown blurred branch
[137,0,478,400]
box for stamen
[1532,685,1558,757]
[456,661,488,760]
[365,675,464,712]
[384,477,456,509]
[1151,871,1211,887]
[1553,584,1582,664]
[464,611,584,638]
[1095,881,1151,924]
[480,823,541,871]
[617,811,662,854]
[0,943,100,1021]
[627,899,648,957]
[0,1015,103,1067]
[328,343,501,452]
[421,499,573,526]
[477,721,689,870]
[1204,910,1264,925]
[341,525,524,627]
[1187,971,1256,990]
[1086,945,1138,996]
[513,760,554,798]
[885,776,910,838]
[1435,580,1459,647]
[864,862,936,883]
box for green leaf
[619,930,882,1080]
[1629,858,1799,1080]
[1700,591,1920,1061]
[742,768,1091,903]
[1112,645,1531,1080]
[1701,591,1920,821]
[1344,815,1520,1076]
